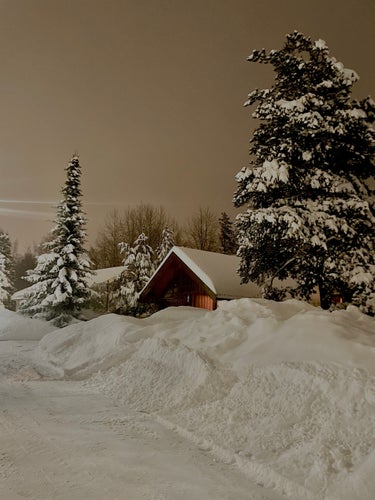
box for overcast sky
[0,0,374,251]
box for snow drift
[0,307,55,340]
[29,299,375,498]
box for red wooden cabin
[140,247,262,311]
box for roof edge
[172,247,217,294]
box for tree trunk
[318,280,331,310]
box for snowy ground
[1,373,270,500]
[0,300,374,499]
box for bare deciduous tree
[185,207,219,251]
[89,210,124,268]
[90,204,182,268]
[121,203,179,250]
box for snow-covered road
[0,342,278,500]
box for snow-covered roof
[150,246,262,299]
[87,266,125,287]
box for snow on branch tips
[20,155,92,326]
[233,31,375,313]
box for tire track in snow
[0,381,97,500]
[0,377,279,500]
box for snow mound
[0,307,55,340]
[31,299,375,499]
[34,308,209,379]
[35,313,145,378]
[144,305,208,322]
[150,299,375,375]
[90,337,236,413]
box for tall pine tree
[234,32,375,312]
[21,155,92,326]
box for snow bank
[33,299,375,499]
[90,337,236,413]
[35,314,144,378]
[0,307,55,340]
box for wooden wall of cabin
[158,269,216,310]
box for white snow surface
[88,265,126,285]
[1,300,374,499]
[0,307,55,340]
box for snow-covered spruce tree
[115,234,155,316]
[21,155,92,326]
[155,226,175,267]
[219,212,237,255]
[234,31,375,312]
[19,252,59,317]
[0,232,14,307]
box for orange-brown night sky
[0,0,374,250]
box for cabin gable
[140,253,216,310]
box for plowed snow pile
[33,299,375,499]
